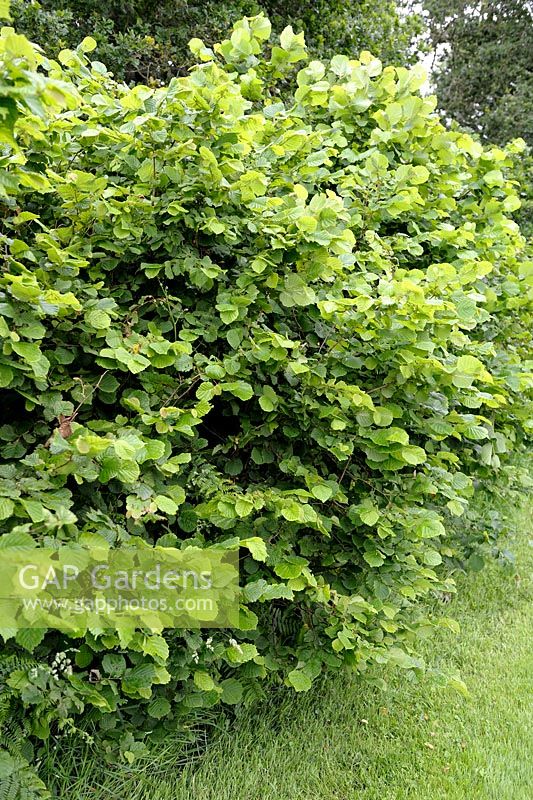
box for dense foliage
[0,11,531,794]
[7,0,422,84]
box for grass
[44,498,533,800]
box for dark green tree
[423,0,533,146]
[7,1,421,84]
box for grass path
[48,501,532,800]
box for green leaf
[359,505,380,526]
[75,645,94,668]
[220,677,243,704]
[15,627,46,651]
[274,557,307,579]
[115,460,140,483]
[456,355,485,375]
[372,407,394,427]
[463,424,488,441]
[86,309,111,329]
[279,274,316,307]
[147,696,171,718]
[12,341,42,363]
[370,427,409,446]
[235,497,254,518]
[0,497,15,520]
[287,669,312,692]
[222,381,254,401]
[79,36,97,53]
[400,445,426,465]
[193,670,216,691]
[154,495,179,515]
[102,653,127,677]
[446,499,464,517]
[142,635,169,661]
[0,530,35,548]
[241,537,267,561]
[0,364,13,387]
[483,169,504,187]
[416,517,446,538]
[259,388,278,412]
[363,550,385,568]
[226,329,242,349]
[422,549,442,566]
[311,485,333,502]
[225,458,243,476]
[143,440,166,460]
[225,642,257,664]
[114,439,137,460]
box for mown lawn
[46,499,532,800]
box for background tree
[423,0,532,146]
[7,1,422,84]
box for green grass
[45,500,533,800]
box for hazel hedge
[0,14,531,774]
